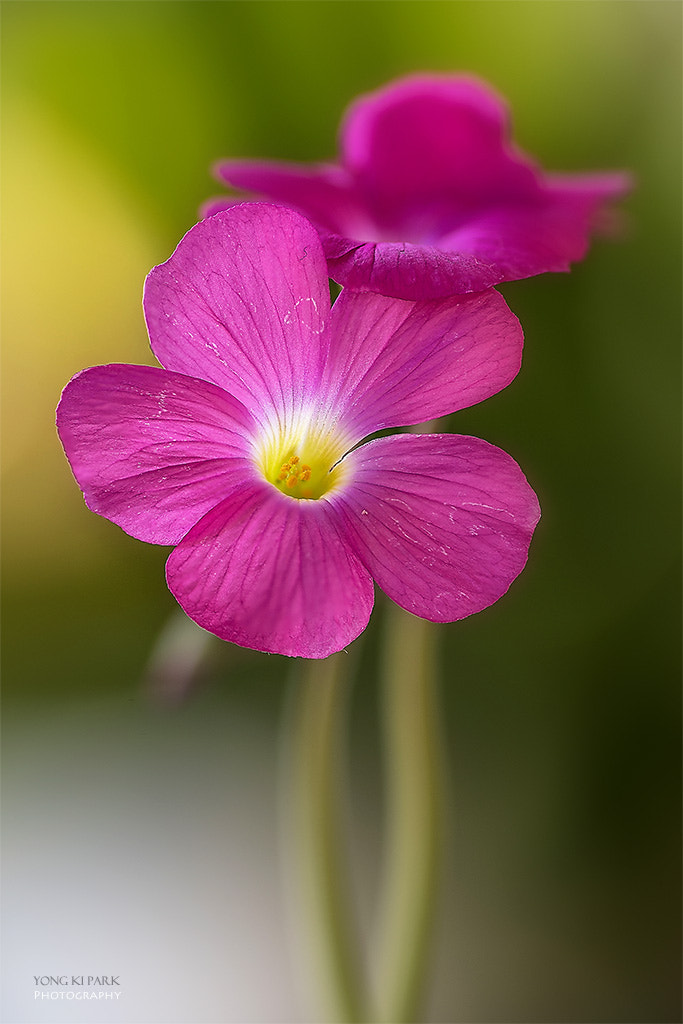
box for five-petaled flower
[57,204,540,659]
[206,74,630,300]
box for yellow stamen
[256,419,349,500]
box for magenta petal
[323,238,502,299]
[200,196,251,219]
[144,204,331,425]
[212,160,367,236]
[332,433,540,621]
[56,364,256,545]
[439,177,631,282]
[322,287,523,437]
[545,171,633,204]
[166,482,374,658]
[340,74,538,227]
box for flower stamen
[258,422,349,500]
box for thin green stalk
[282,653,369,1023]
[373,604,445,1023]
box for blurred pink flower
[57,204,540,659]
[206,74,630,300]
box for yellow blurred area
[2,97,162,575]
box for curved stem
[282,653,369,1023]
[373,605,445,1023]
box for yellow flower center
[258,420,349,500]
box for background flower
[57,205,538,658]
[207,74,630,299]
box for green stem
[373,604,445,1023]
[282,653,368,1023]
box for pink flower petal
[322,237,502,300]
[200,196,252,219]
[211,160,368,236]
[341,74,538,229]
[166,482,374,658]
[546,172,633,202]
[330,433,540,621]
[439,176,633,281]
[321,287,523,437]
[144,204,331,427]
[56,364,256,545]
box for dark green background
[2,3,680,1022]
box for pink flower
[206,74,630,300]
[57,204,540,659]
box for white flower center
[256,417,349,500]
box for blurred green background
[2,2,680,1022]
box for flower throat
[260,426,348,500]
